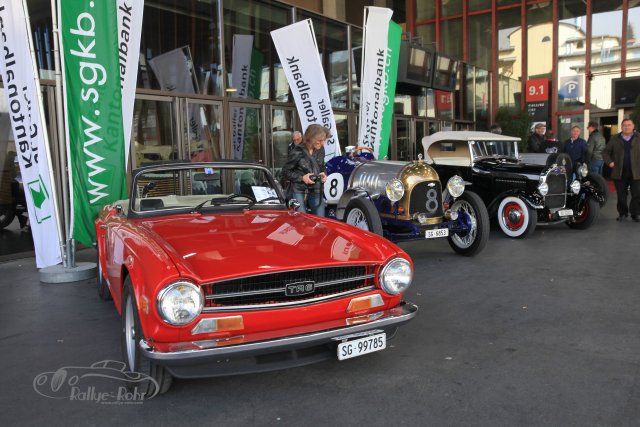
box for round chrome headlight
[447,175,465,198]
[385,179,405,202]
[577,163,588,178]
[379,258,413,295]
[157,281,203,326]
[538,181,549,196]
[570,180,581,194]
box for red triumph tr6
[95,161,417,395]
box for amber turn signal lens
[216,316,244,331]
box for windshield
[470,139,518,159]
[131,165,283,215]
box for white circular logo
[324,173,344,203]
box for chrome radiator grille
[202,265,376,310]
[544,170,567,209]
[409,181,444,217]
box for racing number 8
[425,188,439,213]
[329,178,339,198]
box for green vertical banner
[243,48,264,159]
[357,7,401,160]
[378,21,401,160]
[59,0,128,246]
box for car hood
[474,158,545,176]
[135,211,399,282]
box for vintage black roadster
[323,147,489,256]
[421,131,608,238]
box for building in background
[1,0,639,259]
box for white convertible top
[421,131,521,166]
[422,131,520,149]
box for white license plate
[425,228,449,239]
[337,332,386,360]
[557,209,573,217]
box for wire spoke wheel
[450,200,476,249]
[346,208,369,230]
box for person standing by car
[563,125,587,165]
[604,118,640,222]
[585,121,606,175]
[283,124,329,216]
[287,131,302,154]
[528,123,546,153]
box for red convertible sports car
[95,161,417,395]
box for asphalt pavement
[1,198,639,426]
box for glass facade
[298,12,350,109]
[142,1,223,96]
[628,6,640,66]
[223,0,290,101]
[557,0,587,112]
[468,13,492,71]
[497,7,522,108]
[440,18,463,60]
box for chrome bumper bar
[139,302,418,363]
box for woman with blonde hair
[282,124,330,216]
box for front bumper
[139,302,417,378]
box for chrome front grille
[202,265,376,311]
[543,169,567,209]
[409,181,443,217]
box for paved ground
[1,198,639,426]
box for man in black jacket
[604,118,640,221]
[528,123,546,153]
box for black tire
[567,197,600,230]
[0,205,16,229]
[447,191,490,256]
[96,246,112,301]
[587,173,608,207]
[343,198,383,236]
[122,278,172,396]
[497,196,537,238]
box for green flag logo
[26,175,52,224]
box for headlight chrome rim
[385,178,405,202]
[379,258,413,295]
[538,182,549,196]
[447,175,465,198]
[570,180,581,194]
[157,281,204,326]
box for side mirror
[288,198,301,211]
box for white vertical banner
[230,35,253,159]
[271,20,341,162]
[117,0,144,165]
[358,7,399,159]
[0,1,62,267]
